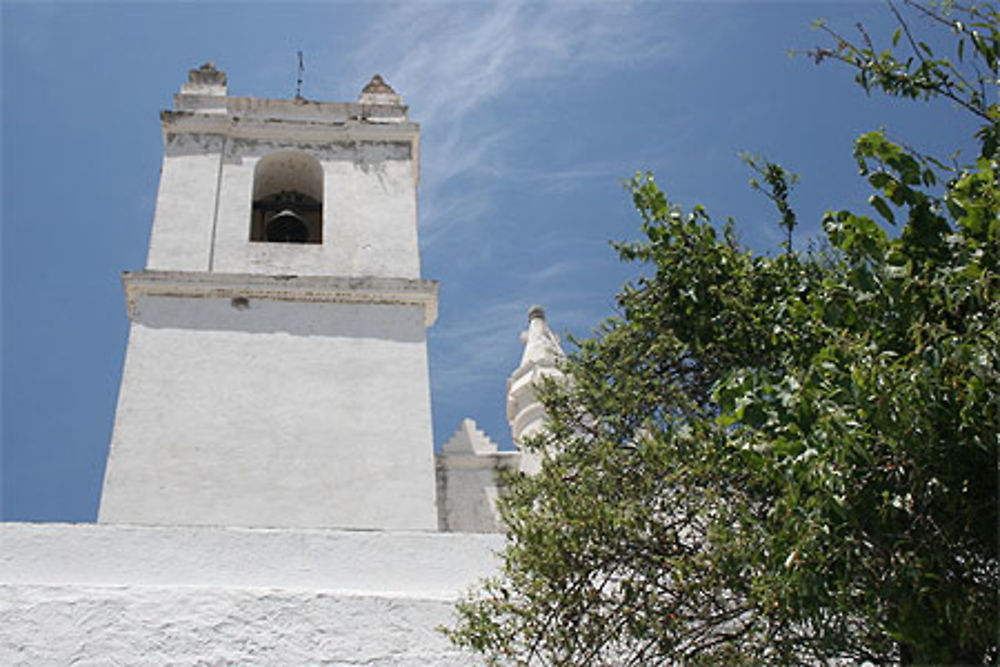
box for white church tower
[99,64,439,530]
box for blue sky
[2,2,980,522]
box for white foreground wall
[0,523,503,665]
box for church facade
[0,64,565,663]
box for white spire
[506,306,565,474]
[518,305,563,367]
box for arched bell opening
[250,150,324,244]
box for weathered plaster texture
[0,523,503,665]
[1,586,475,666]
[146,76,421,279]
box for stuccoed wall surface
[145,137,221,271]
[2,586,472,666]
[100,295,438,530]
[0,523,504,666]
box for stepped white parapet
[436,419,518,533]
[442,418,499,455]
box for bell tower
[98,64,439,530]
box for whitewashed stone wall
[100,288,439,531]
[0,523,503,665]
[3,586,469,666]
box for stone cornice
[175,94,409,121]
[123,270,439,326]
[161,110,418,145]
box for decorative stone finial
[191,62,226,85]
[362,74,394,95]
[181,62,227,96]
[358,74,402,106]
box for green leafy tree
[448,2,998,664]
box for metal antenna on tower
[295,51,304,99]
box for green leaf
[870,194,896,224]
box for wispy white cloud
[504,162,631,194]
[353,2,674,234]
[357,2,666,124]
[418,185,492,250]
[430,297,529,391]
